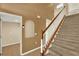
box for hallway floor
[24,49,40,56]
[2,44,20,56]
[47,14,79,56]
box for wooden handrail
[42,6,65,34]
[41,6,66,56]
[42,16,65,55]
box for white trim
[0,18,2,54]
[2,42,20,47]
[21,46,40,56]
[20,16,22,56]
[67,9,79,16]
[21,44,45,56]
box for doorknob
[22,25,25,28]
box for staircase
[46,14,79,56]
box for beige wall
[2,22,21,47]
[0,4,54,53]
[68,3,79,12]
[68,3,79,15]
[0,4,1,8]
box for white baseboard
[67,9,79,16]
[21,46,40,56]
[2,42,20,47]
[21,45,45,56]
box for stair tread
[55,38,79,44]
[46,50,59,56]
[54,42,79,52]
[49,44,79,56]
[54,40,79,49]
[56,34,79,40]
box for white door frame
[0,17,2,55]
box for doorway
[1,12,22,56]
[22,19,37,54]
